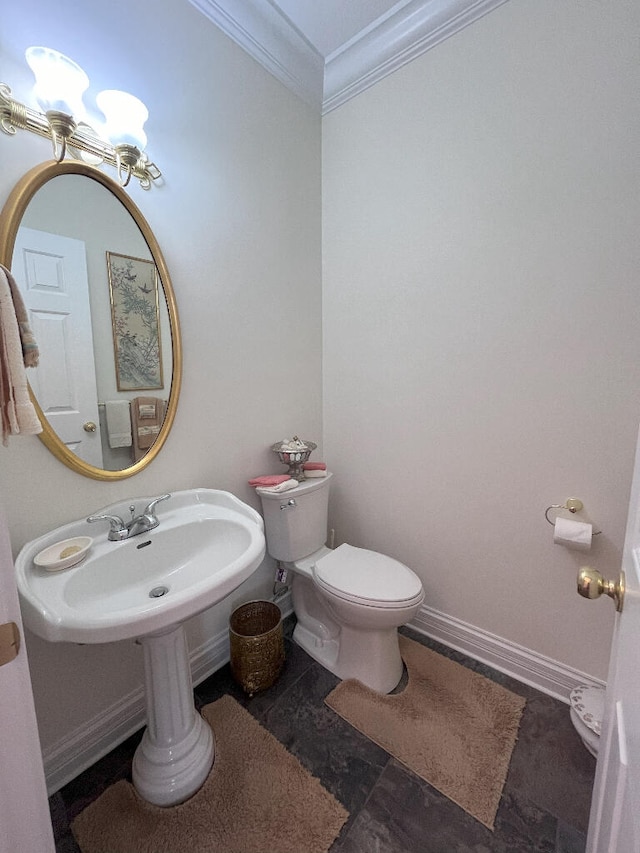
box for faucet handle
[86,514,128,541]
[143,493,171,518]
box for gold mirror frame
[0,160,182,480]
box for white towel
[302,470,327,478]
[105,400,132,448]
[259,478,299,493]
[0,265,42,445]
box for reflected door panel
[12,227,103,468]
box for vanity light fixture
[0,47,161,190]
[25,46,89,163]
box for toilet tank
[256,473,332,562]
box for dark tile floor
[50,621,596,852]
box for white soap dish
[34,536,93,572]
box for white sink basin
[15,489,266,644]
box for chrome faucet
[126,494,171,537]
[87,494,171,541]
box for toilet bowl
[569,684,604,758]
[256,474,424,693]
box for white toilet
[569,684,604,757]
[256,472,424,693]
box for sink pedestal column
[132,623,214,807]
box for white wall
[0,0,321,759]
[322,0,640,681]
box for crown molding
[189,0,512,114]
[323,0,511,114]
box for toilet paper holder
[544,498,601,535]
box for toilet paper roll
[553,517,593,551]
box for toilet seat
[313,543,424,609]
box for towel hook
[544,498,601,534]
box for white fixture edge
[42,595,602,793]
[187,0,512,113]
[411,603,606,702]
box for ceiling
[268,0,409,58]
[188,0,511,113]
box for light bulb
[96,89,148,150]
[25,46,88,118]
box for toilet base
[293,620,404,694]
[293,622,339,672]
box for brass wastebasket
[229,600,284,696]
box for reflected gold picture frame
[106,251,164,392]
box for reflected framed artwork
[107,251,164,391]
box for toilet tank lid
[314,543,423,603]
[256,472,332,500]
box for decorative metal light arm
[1,83,49,137]
[0,83,161,190]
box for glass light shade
[70,123,104,166]
[96,89,148,150]
[25,46,89,118]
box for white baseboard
[43,685,146,797]
[43,592,293,795]
[409,603,605,703]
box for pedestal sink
[15,489,266,806]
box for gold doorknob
[577,567,625,612]
[83,421,97,433]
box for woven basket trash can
[229,600,285,696]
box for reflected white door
[0,507,55,853]
[12,227,103,468]
[586,426,640,852]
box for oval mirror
[0,161,181,480]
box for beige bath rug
[71,694,348,853]
[325,635,525,830]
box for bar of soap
[60,545,82,559]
